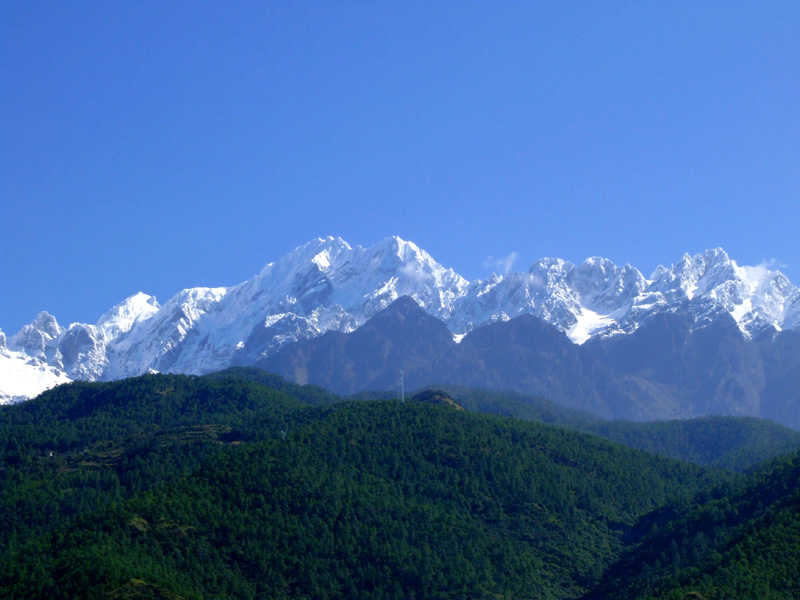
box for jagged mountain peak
[651,248,733,294]
[577,256,617,275]
[256,235,433,283]
[571,258,647,309]
[641,249,800,337]
[96,292,160,341]
[101,237,471,383]
[685,246,731,267]
[9,311,63,357]
[28,311,62,337]
[365,236,436,273]
[249,235,466,316]
[2,239,798,404]
[575,256,644,283]
[528,257,573,277]
[371,234,416,254]
[257,236,351,277]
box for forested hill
[586,416,800,473]
[2,371,723,599]
[434,385,800,472]
[4,371,800,598]
[586,450,800,599]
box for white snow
[312,250,331,270]
[97,292,160,341]
[729,299,753,323]
[0,348,71,404]
[567,309,617,344]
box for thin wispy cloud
[483,252,519,275]
[399,261,434,282]
[759,258,788,271]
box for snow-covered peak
[246,235,467,321]
[153,287,227,327]
[643,249,799,336]
[30,311,62,337]
[728,264,798,335]
[454,249,798,343]
[3,312,71,402]
[650,248,734,300]
[99,236,469,380]
[570,258,647,313]
[96,292,160,341]
[2,239,798,404]
[360,236,467,300]
[103,286,228,380]
[258,236,352,277]
[448,259,581,336]
[9,311,64,356]
[528,257,572,279]
[369,235,427,263]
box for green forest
[2,369,799,599]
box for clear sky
[2,2,799,334]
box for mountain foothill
[3,370,800,598]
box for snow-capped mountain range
[2,236,799,404]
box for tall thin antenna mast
[399,369,405,402]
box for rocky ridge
[2,236,798,404]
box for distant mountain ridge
[258,296,800,427]
[2,236,799,407]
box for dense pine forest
[431,385,800,472]
[2,369,800,598]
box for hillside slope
[587,451,800,599]
[435,385,800,472]
[1,372,724,599]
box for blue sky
[2,2,799,334]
